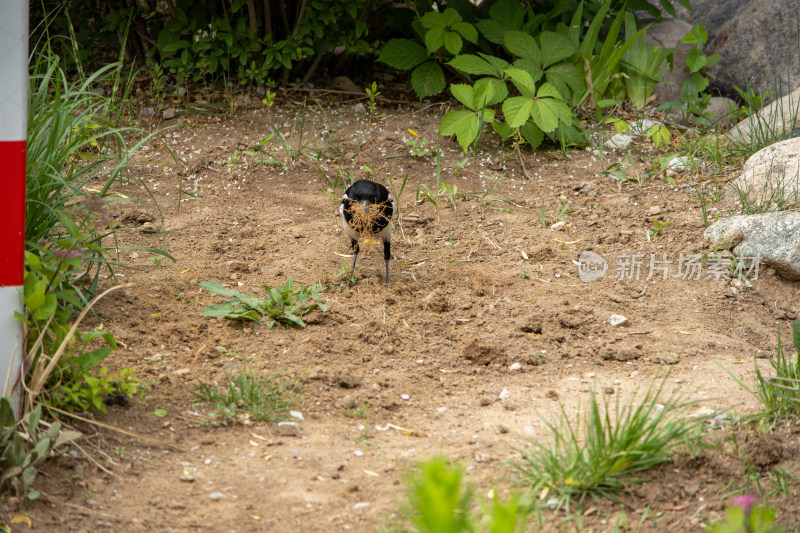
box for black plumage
[339,179,395,283]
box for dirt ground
[4,97,800,532]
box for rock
[703,97,738,127]
[140,107,155,119]
[724,137,800,206]
[550,220,566,230]
[141,221,158,232]
[209,492,224,500]
[352,102,367,114]
[644,17,694,104]
[340,394,358,409]
[704,212,800,280]
[673,0,800,100]
[509,362,522,371]
[289,411,304,421]
[665,156,690,172]
[647,206,662,216]
[335,372,362,389]
[401,394,410,401]
[332,76,361,93]
[276,422,301,437]
[608,314,629,327]
[728,88,800,144]
[353,502,370,511]
[162,108,178,120]
[499,388,512,401]
[605,133,633,150]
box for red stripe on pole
[0,140,26,287]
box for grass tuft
[191,370,299,426]
[512,373,712,510]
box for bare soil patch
[4,100,800,532]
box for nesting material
[345,201,391,237]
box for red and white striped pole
[0,0,29,417]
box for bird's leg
[350,239,359,279]
[383,240,391,284]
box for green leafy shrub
[0,398,81,500]
[37,0,379,87]
[379,0,676,151]
[22,47,164,413]
[199,278,328,328]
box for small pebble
[289,411,304,421]
[353,502,370,511]
[499,388,512,401]
[277,422,301,437]
[209,492,224,501]
[401,394,410,401]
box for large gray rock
[724,137,800,207]
[673,0,800,101]
[727,87,800,144]
[704,211,800,281]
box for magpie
[339,179,395,283]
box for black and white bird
[339,179,395,283]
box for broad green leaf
[450,83,476,109]
[419,11,444,29]
[504,30,541,64]
[411,61,446,99]
[681,77,698,101]
[692,72,709,92]
[490,0,525,30]
[478,53,510,76]
[520,121,544,149]
[538,31,578,68]
[425,28,446,54]
[377,39,429,70]
[452,22,478,44]
[504,67,536,96]
[546,62,584,104]
[153,409,167,417]
[476,19,506,45]
[492,120,515,139]
[502,96,534,128]
[441,8,462,27]
[32,293,57,321]
[512,58,543,82]
[681,24,708,45]
[443,31,463,55]
[473,79,495,109]
[439,110,480,151]
[706,53,721,69]
[440,109,476,136]
[686,47,707,73]
[479,78,508,106]
[448,54,496,76]
[536,82,563,100]
[529,99,560,132]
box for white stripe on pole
[0,0,29,418]
[0,1,28,142]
